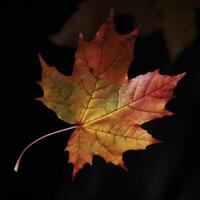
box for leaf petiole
[14,125,77,172]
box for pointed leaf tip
[109,8,114,18]
[79,32,84,40]
[119,162,128,171]
[177,72,187,80]
[38,53,49,69]
[152,138,163,145]
[72,167,78,180]
[130,28,140,37]
[38,53,44,64]
[107,8,114,22]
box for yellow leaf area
[38,13,185,177]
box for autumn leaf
[49,0,200,60]
[36,11,185,178]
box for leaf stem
[14,125,77,172]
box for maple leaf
[37,11,185,178]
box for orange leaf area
[38,11,186,177]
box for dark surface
[3,1,200,200]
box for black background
[3,1,200,200]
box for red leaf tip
[38,53,49,70]
[130,28,140,37]
[152,138,163,145]
[79,32,83,39]
[177,72,187,80]
[109,8,114,18]
[107,8,114,22]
